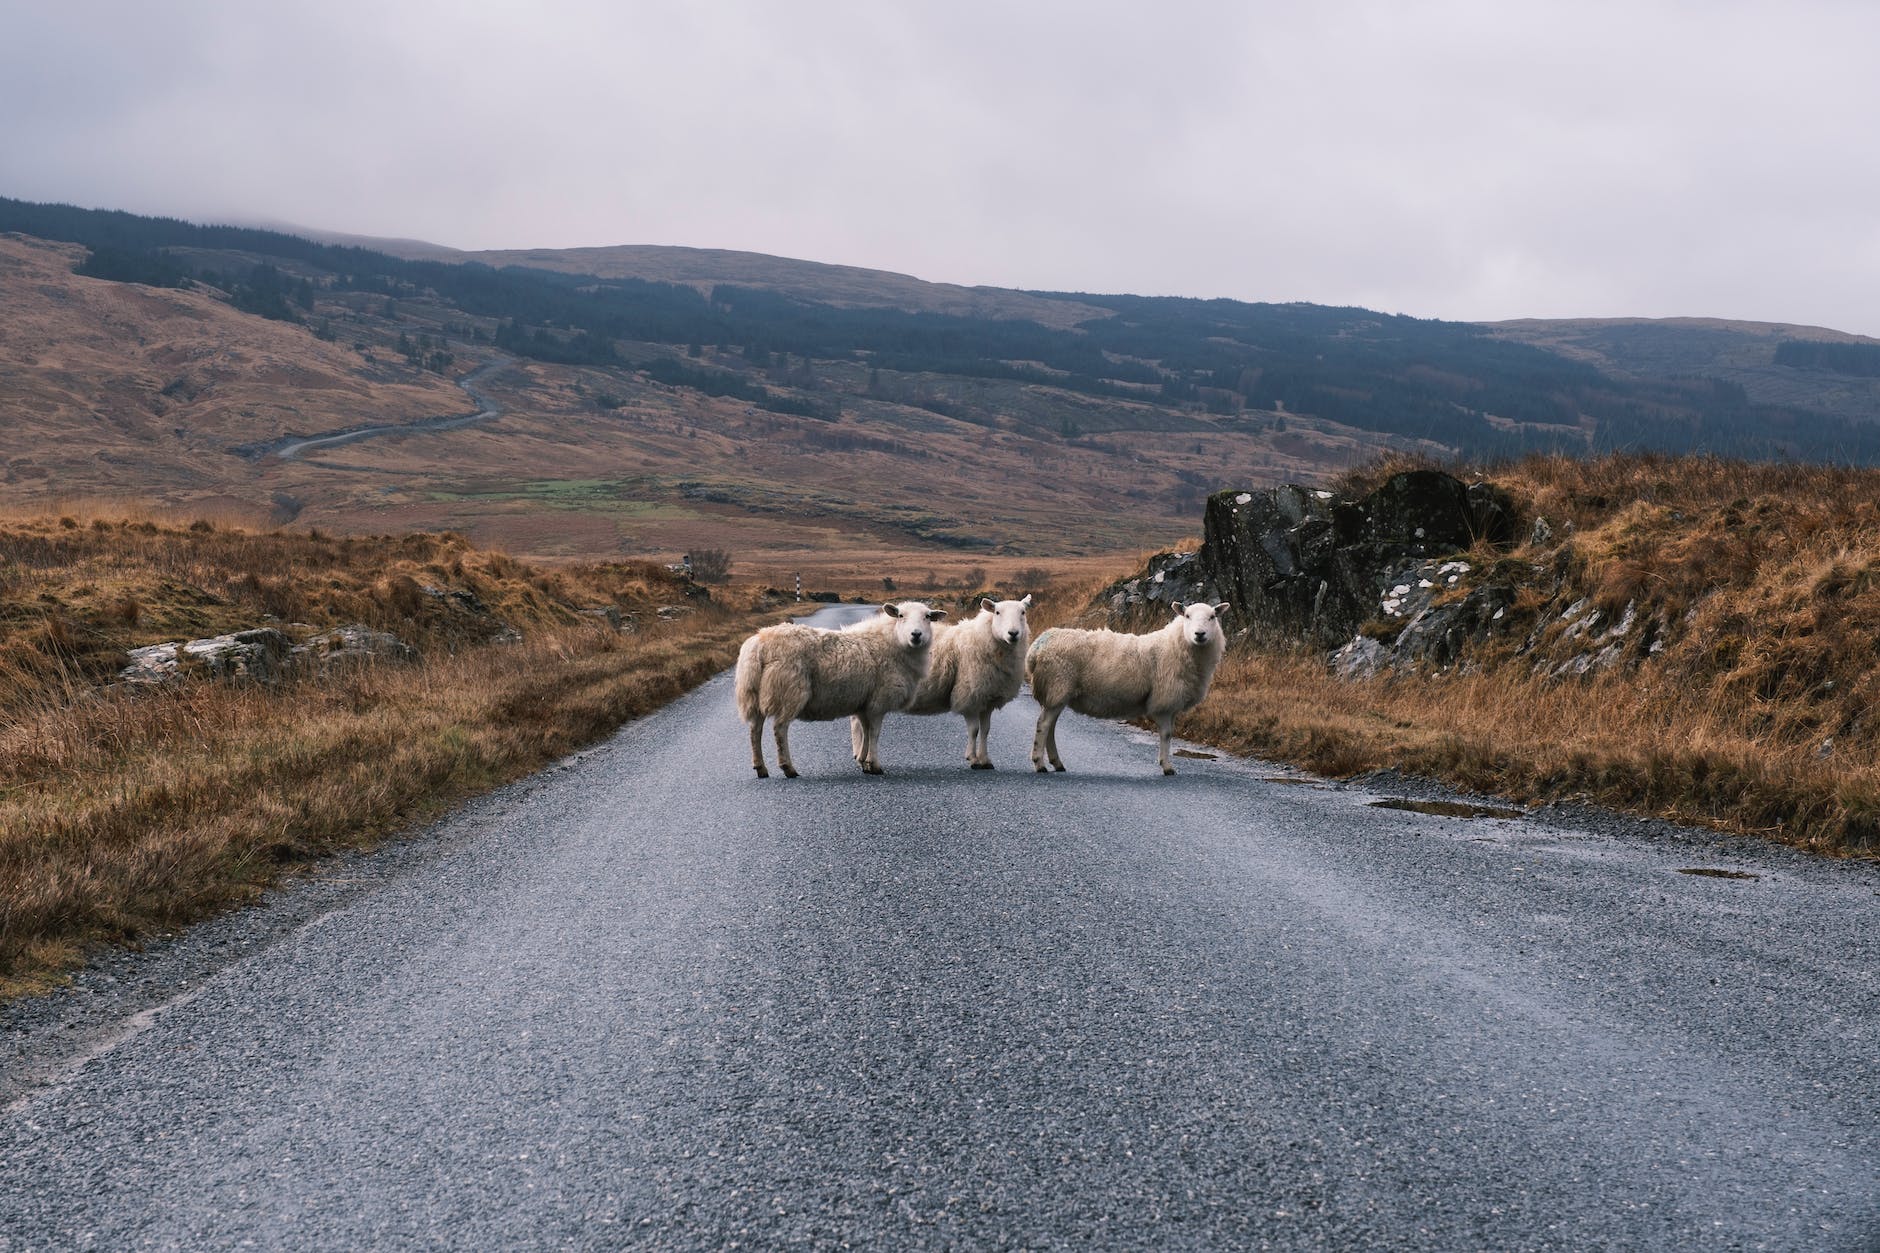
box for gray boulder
[1187,470,1515,645]
[119,628,294,686]
[578,605,624,630]
[291,624,417,669]
[1329,636,1391,680]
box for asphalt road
[245,354,512,462]
[3,606,1877,1250]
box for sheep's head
[882,600,946,650]
[979,593,1032,646]
[1172,601,1229,646]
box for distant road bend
[239,354,512,462]
[1,606,1876,1249]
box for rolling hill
[5,195,1880,571]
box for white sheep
[876,594,1032,769]
[735,601,946,778]
[1024,601,1230,775]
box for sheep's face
[882,601,946,650]
[980,593,1032,646]
[1173,601,1229,647]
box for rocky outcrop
[291,624,418,669]
[120,624,417,686]
[119,628,295,686]
[1329,559,1518,679]
[1105,469,1682,683]
[1108,470,1514,646]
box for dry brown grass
[0,508,688,711]
[1171,453,1880,857]
[0,512,782,993]
[1183,650,1877,854]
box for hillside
[5,196,1880,568]
[367,237,1114,331]
[1487,317,1880,424]
[1085,453,1880,856]
[0,235,467,517]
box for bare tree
[690,548,732,583]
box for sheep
[1024,601,1230,776]
[875,594,1032,769]
[735,601,946,778]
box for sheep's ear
[1171,601,1186,616]
[928,608,947,621]
[980,597,996,613]
[1020,593,1033,607]
[882,603,901,617]
[1212,601,1231,615]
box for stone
[119,628,294,686]
[422,584,491,615]
[291,624,417,668]
[1389,583,1518,670]
[1180,470,1516,645]
[1330,635,1389,680]
[578,605,624,630]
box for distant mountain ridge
[1486,317,1880,424]
[269,223,1109,329]
[7,194,1880,564]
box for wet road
[2,607,1876,1249]
[241,354,512,462]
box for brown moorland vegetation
[1,230,1387,564]
[0,510,786,993]
[1046,454,1880,857]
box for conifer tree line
[8,195,1879,464]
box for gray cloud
[3,0,1875,334]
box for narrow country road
[3,607,1876,1249]
[240,354,514,462]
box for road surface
[3,606,1877,1249]
[236,355,513,462]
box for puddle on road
[1173,749,1218,760]
[1370,798,1527,820]
[1677,867,1761,881]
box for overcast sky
[4,1,1876,334]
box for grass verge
[1173,451,1880,857]
[0,611,771,996]
[1,510,787,996]
[1179,650,1877,856]
[1037,453,1880,858]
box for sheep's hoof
[863,763,885,776]
[971,761,994,771]
[1052,763,1067,773]
[1161,765,1176,776]
[782,766,799,779]
[755,766,769,779]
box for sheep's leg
[749,716,769,779]
[850,715,866,763]
[1156,715,1176,776]
[1032,705,1066,772]
[860,712,885,775]
[971,711,994,769]
[774,718,798,779]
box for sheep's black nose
[910,632,924,645]
[1006,630,1020,642]
[1195,631,1209,643]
